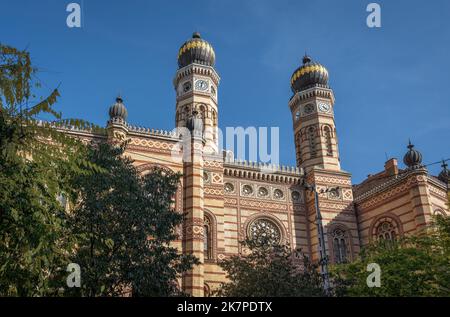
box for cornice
[353,168,428,203]
[173,63,220,87]
[288,86,335,110]
[224,160,303,185]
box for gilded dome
[109,96,128,121]
[403,140,423,169]
[291,55,329,93]
[178,32,215,69]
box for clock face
[304,104,315,115]
[318,102,331,113]
[195,79,209,91]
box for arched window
[199,105,206,120]
[376,221,397,241]
[308,126,316,158]
[248,218,281,245]
[433,209,446,216]
[332,229,347,263]
[212,110,217,142]
[371,215,402,242]
[324,126,333,156]
[204,283,211,297]
[204,215,213,260]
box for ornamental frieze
[128,137,175,152]
[318,201,353,212]
[211,172,223,184]
[291,205,307,213]
[313,175,352,186]
[356,174,427,209]
[184,225,204,240]
[428,184,447,199]
[204,187,224,196]
[239,199,288,212]
[204,160,223,169]
[224,197,238,206]
[342,188,353,201]
[183,217,205,240]
[358,182,410,210]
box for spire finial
[192,31,201,39]
[302,54,311,64]
[116,91,123,103]
[407,139,414,150]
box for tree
[0,44,99,296]
[331,215,450,296]
[66,142,198,296]
[215,232,326,297]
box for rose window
[258,187,268,197]
[224,182,234,193]
[242,185,253,195]
[273,189,284,199]
[376,221,397,241]
[249,218,281,245]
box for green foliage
[66,143,198,297]
[331,215,450,296]
[0,44,98,296]
[215,233,326,297]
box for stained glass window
[376,221,397,241]
[249,218,281,245]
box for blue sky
[2,0,449,183]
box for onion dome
[438,161,449,183]
[109,96,128,122]
[403,140,423,169]
[291,55,329,93]
[186,110,203,136]
[177,32,215,69]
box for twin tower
[174,32,341,173]
[173,33,352,296]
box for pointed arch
[323,125,333,156]
[203,210,217,261]
[307,126,317,158]
[327,223,353,264]
[369,213,403,242]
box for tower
[174,32,220,154]
[174,32,222,296]
[289,55,340,172]
[288,55,360,264]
